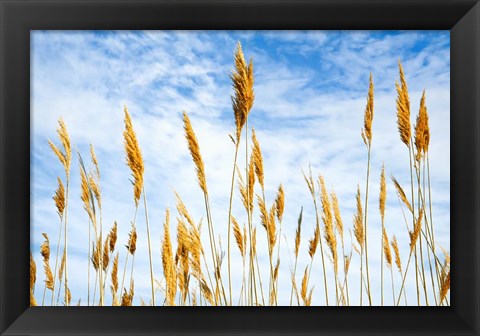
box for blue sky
[31,30,450,306]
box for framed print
[1,0,479,335]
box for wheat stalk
[231,42,254,142]
[111,252,119,305]
[303,167,329,305]
[319,177,338,304]
[48,118,71,306]
[331,192,349,305]
[361,74,374,306]
[30,253,37,306]
[439,251,450,304]
[353,186,364,304]
[273,184,284,305]
[50,177,65,306]
[396,61,411,147]
[162,209,177,306]
[379,164,386,305]
[361,73,374,146]
[391,176,413,213]
[182,111,226,305]
[226,42,255,305]
[123,106,144,206]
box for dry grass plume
[162,209,177,306]
[123,106,144,206]
[231,42,254,141]
[361,73,374,146]
[395,61,411,146]
[183,111,208,195]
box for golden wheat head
[80,164,95,228]
[353,186,364,249]
[395,61,411,146]
[108,221,118,253]
[391,176,413,213]
[301,266,308,304]
[59,248,66,281]
[65,287,71,306]
[30,253,38,305]
[439,251,451,303]
[30,252,37,291]
[258,196,277,256]
[121,282,134,307]
[182,111,208,195]
[162,209,177,306]
[252,227,257,256]
[102,236,110,271]
[48,117,72,177]
[414,89,430,161]
[123,106,144,206]
[295,207,303,258]
[231,215,245,258]
[40,233,51,261]
[90,144,100,178]
[320,176,337,273]
[174,191,196,229]
[361,73,374,146]
[379,164,386,222]
[53,177,65,219]
[409,208,424,252]
[111,252,119,297]
[382,228,392,267]
[92,237,101,271]
[126,223,137,255]
[308,224,320,258]
[248,152,256,213]
[30,289,37,306]
[251,128,264,189]
[302,166,315,197]
[41,233,54,291]
[331,192,343,240]
[440,269,450,303]
[391,235,402,273]
[231,42,255,141]
[275,184,285,222]
[88,172,101,209]
[268,204,277,255]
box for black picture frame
[1,0,479,335]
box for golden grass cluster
[32,42,449,307]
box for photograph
[30,30,450,306]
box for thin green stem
[87,220,91,306]
[381,218,384,306]
[142,188,156,306]
[50,215,64,305]
[363,144,372,306]
[64,179,70,305]
[359,246,364,306]
[245,121,259,306]
[396,247,414,305]
[312,196,329,306]
[99,206,104,306]
[226,143,240,306]
[254,245,265,305]
[415,164,428,305]
[289,253,299,306]
[390,267,395,305]
[407,143,419,305]
[422,158,437,305]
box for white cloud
[31,30,450,306]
